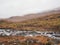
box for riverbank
[0,36,54,45]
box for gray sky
[0,0,60,18]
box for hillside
[0,10,60,32]
[20,14,60,32]
[1,8,60,22]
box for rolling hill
[1,8,60,22]
[0,9,60,32]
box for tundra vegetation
[0,14,60,32]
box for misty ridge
[0,7,60,22]
[0,7,60,32]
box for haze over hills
[0,8,60,32]
[0,8,60,22]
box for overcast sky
[0,0,60,18]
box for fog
[0,0,60,18]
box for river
[0,29,60,40]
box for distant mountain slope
[18,13,60,32]
[0,9,60,32]
[1,8,60,22]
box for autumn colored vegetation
[0,36,54,45]
[0,13,60,32]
